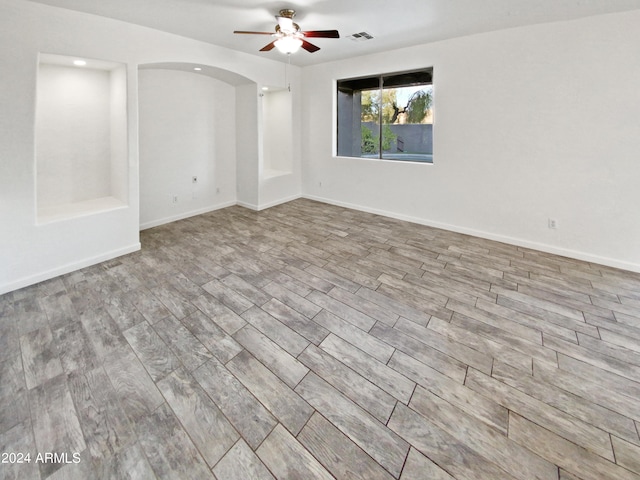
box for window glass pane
[380,83,433,162]
[361,88,380,156]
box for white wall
[235,83,261,210]
[0,0,300,294]
[110,64,129,204]
[263,89,294,175]
[301,10,640,272]
[138,69,236,228]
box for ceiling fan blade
[302,30,340,38]
[234,30,274,35]
[301,39,320,53]
[260,41,277,52]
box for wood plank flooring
[1,198,640,479]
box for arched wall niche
[137,62,260,227]
[138,61,297,223]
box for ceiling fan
[234,9,339,54]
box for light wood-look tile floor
[2,199,640,479]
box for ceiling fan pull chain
[287,53,291,92]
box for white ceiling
[26,0,640,66]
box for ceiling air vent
[348,32,374,41]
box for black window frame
[336,67,434,163]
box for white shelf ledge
[262,169,292,180]
[37,196,127,225]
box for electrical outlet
[319,181,322,187]
[548,218,557,229]
[172,195,178,204]
[192,176,198,184]
[216,187,220,194]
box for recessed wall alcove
[35,53,128,224]
[261,87,294,178]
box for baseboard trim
[257,194,302,211]
[303,194,640,273]
[237,194,302,212]
[236,201,259,211]
[140,201,237,230]
[0,243,141,295]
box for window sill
[334,155,434,165]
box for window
[337,68,433,163]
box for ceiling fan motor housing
[278,9,296,19]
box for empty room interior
[2,0,640,478]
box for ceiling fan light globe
[275,36,302,54]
